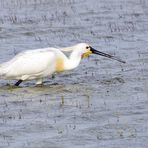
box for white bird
[0,43,125,86]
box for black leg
[15,80,23,86]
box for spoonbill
[0,43,125,86]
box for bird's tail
[0,64,9,78]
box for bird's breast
[55,57,64,72]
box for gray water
[0,0,148,147]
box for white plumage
[0,48,57,79]
[0,43,125,86]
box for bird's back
[0,47,60,80]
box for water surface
[0,0,148,147]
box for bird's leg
[15,80,23,86]
[36,78,43,86]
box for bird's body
[0,48,57,80]
[0,43,125,86]
[0,48,71,84]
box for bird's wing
[14,47,57,58]
[1,47,57,67]
[3,50,57,78]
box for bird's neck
[64,50,82,71]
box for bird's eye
[86,46,89,49]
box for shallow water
[0,0,148,147]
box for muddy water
[0,0,148,147]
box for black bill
[90,47,126,63]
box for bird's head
[76,43,126,63]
